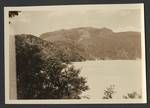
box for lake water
[73,60,143,99]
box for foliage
[38,59,89,99]
[9,11,21,23]
[102,85,116,99]
[16,36,45,99]
[122,91,142,99]
[9,11,21,18]
[15,36,89,99]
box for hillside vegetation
[40,27,141,60]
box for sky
[9,4,143,36]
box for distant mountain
[40,27,141,60]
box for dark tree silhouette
[15,36,89,99]
[9,11,21,18]
[9,11,21,23]
[15,36,45,99]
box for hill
[40,27,141,60]
[15,34,85,62]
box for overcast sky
[9,4,143,36]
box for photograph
[4,4,146,104]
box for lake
[73,60,143,99]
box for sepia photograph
[4,4,146,104]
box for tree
[15,36,89,99]
[102,85,116,99]
[37,58,89,99]
[16,36,45,99]
[9,11,21,18]
[122,91,142,99]
[9,11,21,23]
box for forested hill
[40,27,141,60]
[15,34,85,62]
